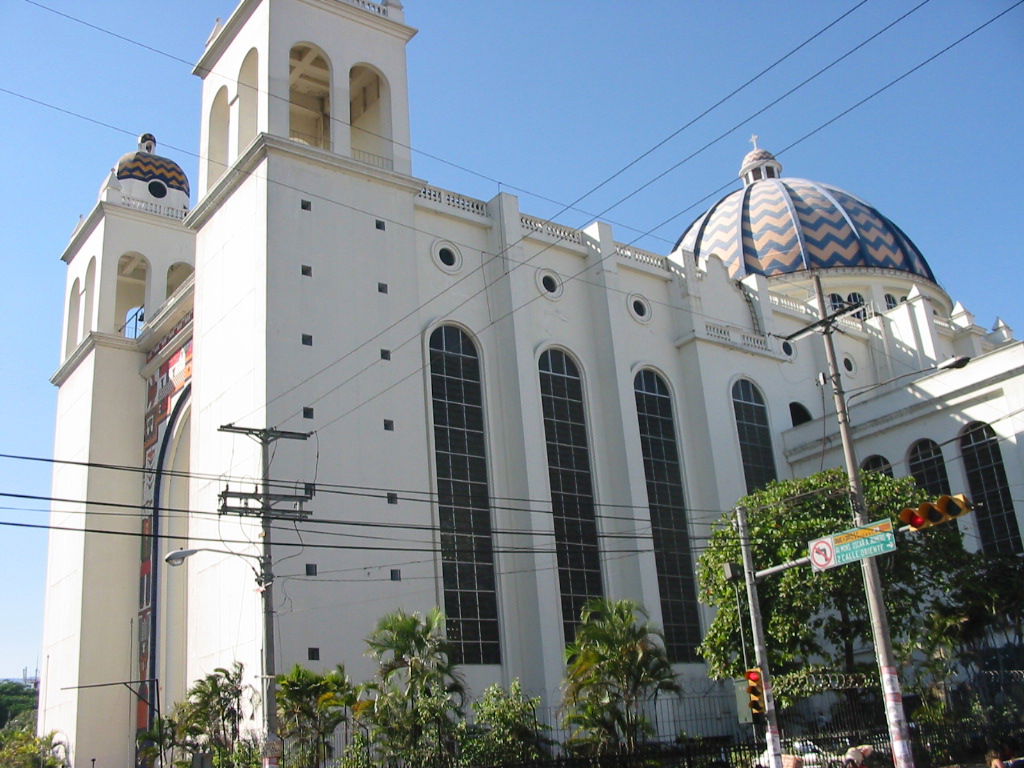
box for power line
[8,0,940,432]
[282,0,1015,435]
[0,450,732,519]
[18,0,872,243]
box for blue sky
[0,0,1021,678]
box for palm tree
[360,608,464,767]
[562,598,680,754]
[178,661,256,766]
[365,607,464,703]
[277,664,355,768]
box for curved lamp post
[846,355,970,405]
[164,547,282,766]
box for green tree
[355,607,464,768]
[177,661,258,767]
[0,724,66,768]
[912,552,1024,712]
[697,469,972,699]
[562,598,680,754]
[136,709,199,768]
[458,680,550,766]
[277,664,355,768]
[0,682,37,730]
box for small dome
[676,148,934,282]
[116,134,190,197]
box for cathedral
[38,0,1023,765]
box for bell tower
[39,133,194,768]
[193,0,415,197]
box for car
[756,740,845,768]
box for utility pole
[735,505,784,768]
[218,424,312,768]
[808,274,915,768]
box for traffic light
[899,494,972,531]
[745,668,766,715]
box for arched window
[732,379,777,494]
[960,422,1022,554]
[82,257,96,338]
[428,326,500,664]
[65,278,81,357]
[207,86,229,187]
[349,64,392,168]
[907,439,950,496]
[289,43,332,150]
[846,292,867,320]
[860,454,893,477]
[884,293,899,311]
[166,263,194,299]
[538,349,603,642]
[237,49,259,152]
[789,402,812,427]
[828,293,845,313]
[116,253,149,338]
[634,370,700,662]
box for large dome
[676,148,934,283]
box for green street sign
[809,519,896,572]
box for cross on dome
[739,138,781,186]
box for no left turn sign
[809,537,836,572]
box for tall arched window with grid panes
[633,369,701,662]
[907,439,950,496]
[428,325,500,664]
[960,422,1022,554]
[538,349,603,642]
[732,379,777,494]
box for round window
[431,242,462,273]
[843,356,855,373]
[782,341,794,357]
[148,180,167,199]
[627,294,652,323]
[536,269,564,298]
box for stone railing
[520,215,583,245]
[120,196,188,221]
[353,148,394,171]
[615,244,667,270]
[417,185,488,217]
[768,292,817,319]
[342,0,388,16]
[703,321,771,353]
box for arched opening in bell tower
[349,64,392,169]
[289,43,332,150]
[115,252,149,339]
[207,87,230,187]
[166,262,194,299]
[237,49,259,152]
[65,278,80,358]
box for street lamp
[164,546,282,767]
[846,355,970,405]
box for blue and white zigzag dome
[676,146,935,283]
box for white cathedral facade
[38,0,1024,765]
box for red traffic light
[899,494,972,531]
[744,667,766,714]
